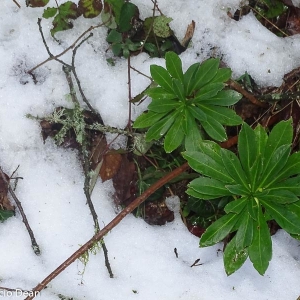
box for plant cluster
[183,119,300,275]
[133,52,242,152]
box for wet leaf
[27,0,49,7]
[100,151,122,182]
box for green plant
[183,119,300,275]
[133,52,242,153]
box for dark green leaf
[224,235,249,275]
[188,177,232,198]
[193,83,224,101]
[184,63,199,96]
[148,99,179,113]
[0,209,14,222]
[146,87,176,100]
[188,106,207,122]
[111,43,123,56]
[201,115,227,141]
[210,68,232,83]
[200,213,240,247]
[262,119,293,169]
[186,187,220,200]
[238,122,257,176]
[144,43,157,53]
[198,140,223,165]
[226,184,250,195]
[248,206,272,275]
[133,111,167,128]
[236,211,253,250]
[164,115,185,152]
[198,90,242,106]
[183,151,233,183]
[150,65,174,94]
[261,199,300,234]
[268,176,300,196]
[260,144,291,188]
[105,0,124,25]
[165,52,184,82]
[221,148,249,187]
[190,58,220,91]
[259,189,298,204]
[224,197,247,214]
[172,78,185,101]
[119,2,137,32]
[106,29,122,43]
[145,112,176,141]
[198,105,242,126]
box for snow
[0,0,300,299]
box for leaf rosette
[133,52,242,153]
[183,119,300,275]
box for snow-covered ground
[1,0,300,299]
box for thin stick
[0,167,40,255]
[24,162,190,300]
[127,55,132,130]
[228,79,269,108]
[27,21,107,74]
[12,0,21,8]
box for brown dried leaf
[0,173,14,211]
[99,151,122,182]
[181,20,195,48]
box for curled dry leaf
[99,151,122,182]
[0,172,15,211]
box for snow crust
[0,0,300,299]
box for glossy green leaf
[146,87,176,100]
[193,83,224,101]
[164,115,185,153]
[105,0,124,24]
[188,177,232,198]
[248,206,272,275]
[150,65,174,94]
[201,115,227,141]
[224,235,249,275]
[268,176,300,196]
[198,90,242,106]
[238,122,257,175]
[259,144,291,187]
[111,43,122,56]
[198,140,223,165]
[259,189,298,204]
[148,99,179,113]
[188,106,207,122]
[184,63,199,96]
[210,68,232,83]
[200,213,239,247]
[199,105,242,126]
[133,111,167,128]
[0,209,14,222]
[165,51,184,82]
[183,151,233,183]
[145,112,176,141]
[190,58,220,91]
[262,119,293,168]
[224,197,247,214]
[225,184,250,196]
[186,187,221,200]
[172,78,185,102]
[119,2,137,32]
[221,148,249,187]
[235,211,253,250]
[261,200,300,234]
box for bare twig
[27,20,107,74]
[12,0,21,8]
[24,162,190,300]
[0,167,40,255]
[228,79,269,108]
[127,56,132,130]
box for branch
[0,167,40,255]
[24,162,190,299]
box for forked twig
[24,162,190,299]
[0,167,40,255]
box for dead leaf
[0,172,15,211]
[99,151,122,182]
[181,20,195,48]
